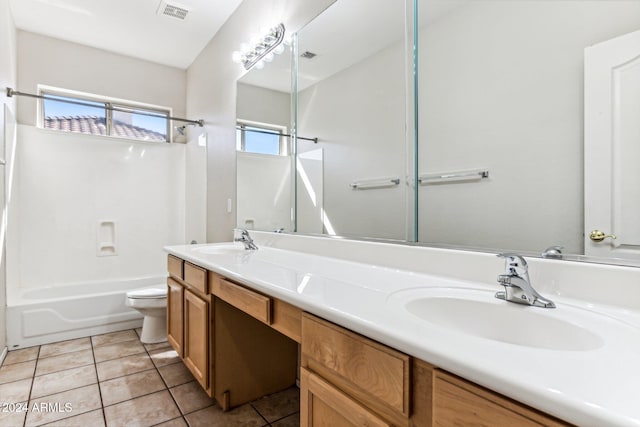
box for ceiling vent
[301,51,317,59]
[157,0,189,20]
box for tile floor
[0,329,300,427]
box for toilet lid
[126,287,167,299]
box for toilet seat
[126,287,167,299]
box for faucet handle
[497,253,528,276]
[233,228,249,240]
[541,246,564,259]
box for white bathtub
[6,276,166,349]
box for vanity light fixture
[232,23,286,70]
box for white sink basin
[393,288,605,351]
[192,244,250,256]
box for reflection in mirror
[235,46,293,232]
[290,0,640,266]
[417,1,640,259]
[295,0,409,240]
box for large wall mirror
[236,36,294,233]
[295,0,409,240]
[237,0,640,267]
[415,0,640,263]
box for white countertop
[164,242,640,427]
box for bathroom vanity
[164,234,640,426]
[166,255,297,408]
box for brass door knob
[589,230,617,242]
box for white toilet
[125,287,167,344]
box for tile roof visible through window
[44,116,167,142]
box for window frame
[236,119,289,156]
[37,85,173,143]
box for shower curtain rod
[236,125,318,144]
[5,87,204,127]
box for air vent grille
[301,51,317,59]
[157,1,189,20]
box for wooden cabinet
[168,254,571,425]
[213,296,298,410]
[167,255,183,280]
[183,289,210,390]
[211,274,302,343]
[301,313,431,427]
[166,278,184,356]
[300,367,391,427]
[213,277,272,324]
[166,256,214,396]
[184,262,208,294]
[433,370,569,427]
[166,256,298,409]
[300,313,565,427]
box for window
[236,120,288,156]
[40,88,171,143]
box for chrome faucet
[541,245,563,259]
[233,228,258,250]
[495,253,555,308]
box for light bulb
[255,60,265,70]
[273,44,285,55]
[240,43,250,53]
[264,52,275,62]
[232,51,242,63]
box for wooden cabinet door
[184,289,209,390]
[433,370,568,427]
[300,368,391,427]
[166,278,184,356]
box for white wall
[16,31,186,125]
[10,126,185,291]
[186,0,335,243]
[417,1,640,254]
[0,0,17,355]
[8,32,189,294]
[297,41,406,240]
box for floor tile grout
[251,402,273,427]
[2,328,300,427]
[141,329,188,426]
[22,345,40,427]
[90,334,108,427]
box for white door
[585,29,640,260]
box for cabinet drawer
[272,299,302,343]
[167,255,183,280]
[300,367,391,427]
[212,278,272,324]
[433,370,569,427]
[184,262,208,294]
[301,313,410,418]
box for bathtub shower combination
[5,125,186,349]
[6,276,164,349]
